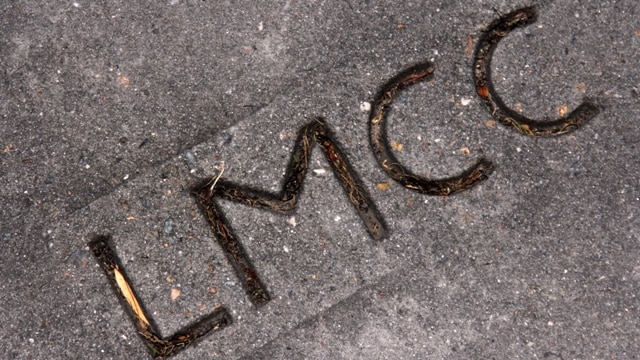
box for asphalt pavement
[1,1,639,359]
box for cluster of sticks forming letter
[90,7,599,358]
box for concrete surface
[1,0,639,359]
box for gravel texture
[1,1,639,359]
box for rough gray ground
[1,0,639,359]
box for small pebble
[163,219,174,236]
[184,150,197,165]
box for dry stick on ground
[90,235,231,359]
[192,118,387,305]
[472,5,600,137]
